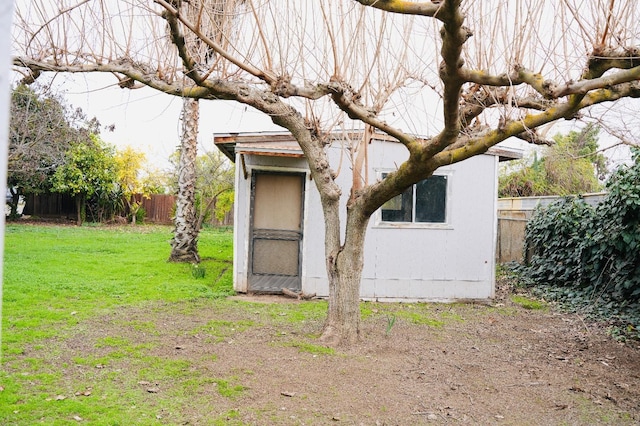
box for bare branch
[154,0,273,82]
[352,0,443,17]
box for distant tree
[499,125,607,197]
[7,84,86,217]
[141,167,173,195]
[169,149,235,228]
[51,136,119,225]
[168,0,245,263]
[115,146,148,224]
[194,150,234,229]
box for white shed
[215,131,520,302]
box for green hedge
[524,149,640,300]
[520,149,640,339]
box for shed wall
[232,139,498,301]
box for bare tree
[13,0,640,345]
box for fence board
[21,192,230,227]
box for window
[380,174,448,224]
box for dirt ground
[18,282,640,425]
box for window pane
[381,186,413,222]
[415,175,447,223]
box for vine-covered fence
[496,193,606,263]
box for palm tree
[169,0,244,262]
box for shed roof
[214,131,522,162]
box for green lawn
[2,224,234,342]
[1,224,236,424]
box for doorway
[248,171,305,292]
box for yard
[1,224,639,425]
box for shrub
[524,149,640,301]
[521,149,640,339]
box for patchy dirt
[11,288,640,425]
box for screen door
[249,172,304,292]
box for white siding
[232,138,498,301]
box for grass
[511,295,547,310]
[361,301,463,330]
[2,224,233,343]
[285,340,336,356]
[1,223,236,424]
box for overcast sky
[39,73,280,171]
[18,71,634,175]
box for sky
[41,73,280,171]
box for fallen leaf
[55,395,67,401]
[0,385,4,392]
[281,391,296,397]
[72,415,82,421]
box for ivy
[519,148,640,340]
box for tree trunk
[128,196,138,225]
[320,204,370,346]
[8,191,20,220]
[169,97,200,263]
[75,194,85,226]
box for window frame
[375,170,453,229]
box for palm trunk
[170,97,200,263]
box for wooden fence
[23,193,76,218]
[135,194,175,224]
[22,193,233,226]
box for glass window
[380,175,447,224]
